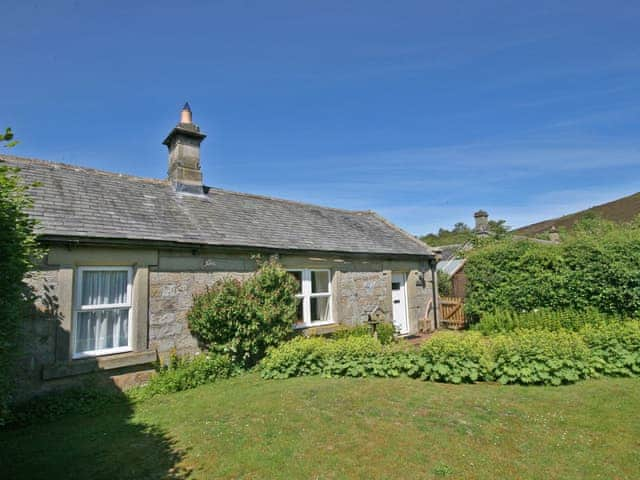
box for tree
[420,219,510,246]
[0,128,43,423]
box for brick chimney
[163,103,207,194]
[474,210,489,236]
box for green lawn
[1,376,639,479]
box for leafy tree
[0,128,43,422]
[420,218,510,246]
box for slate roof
[437,258,466,276]
[1,155,433,257]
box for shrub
[0,163,44,424]
[410,332,490,383]
[437,270,453,297]
[132,352,239,400]
[187,259,299,366]
[464,217,640,317]
[332,322,396,345]
[491,329,594,385]
[262,321,640,387]
[580,320,640,377]
[473,308,623,335]
[261,335,387,379]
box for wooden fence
[439,296,466,329]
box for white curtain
[76,309,129,352]
[76,270,129,354]
[81,270,127,305]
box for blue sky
[3,0,640,235]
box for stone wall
[334,271,392,326]
[149,270,252,357]
[15,245,435,399]
[15,267,61,399]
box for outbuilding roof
[1,155,433,257]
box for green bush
[437,270,453,297]
[332,322,397,345]
[580,320,640,377]
[0,163,44,424]
[473,308,624,335]
[464,217,640,317]
[409,332,490,383]
[132,352,239,400]
[491,329,594,386]
[261,321,640,386]
[187,259,299,366]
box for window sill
[42,350,158,380]
[294,321,336,330]
[295,322,339,336]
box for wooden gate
[439,296,466,329]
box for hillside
[515,191,640,236]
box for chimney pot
[474,210,489,235]
[163,103,207,194]
[180,102,193,124]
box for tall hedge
[464,218,640,317]
[0,164,43,422]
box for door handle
[393,300,400,304]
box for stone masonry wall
[148,270,252,357]
[334,270,392,327]
[15,267,61,400]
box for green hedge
[464,218,640,317]
[473,308,625,335]
[261,321,640,386]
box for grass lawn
[1,375,639,479]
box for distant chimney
[163,103,206,194]
[549,225,560,243]
[474,210,489,236]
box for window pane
[311,270,329,293]
[76,308,129,353]
[295,298,304,325]
[288,271,303,295]
[81,270,128,306]
[310,296,330,323]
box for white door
[391,273,409,335]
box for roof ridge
[0,154,169,185]
[366,211,433,254]
[206,186,370,215]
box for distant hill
[515,191,640,236]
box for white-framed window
[288,269,332,328]
[72,266,133,359]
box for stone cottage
[2,104,437,396]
